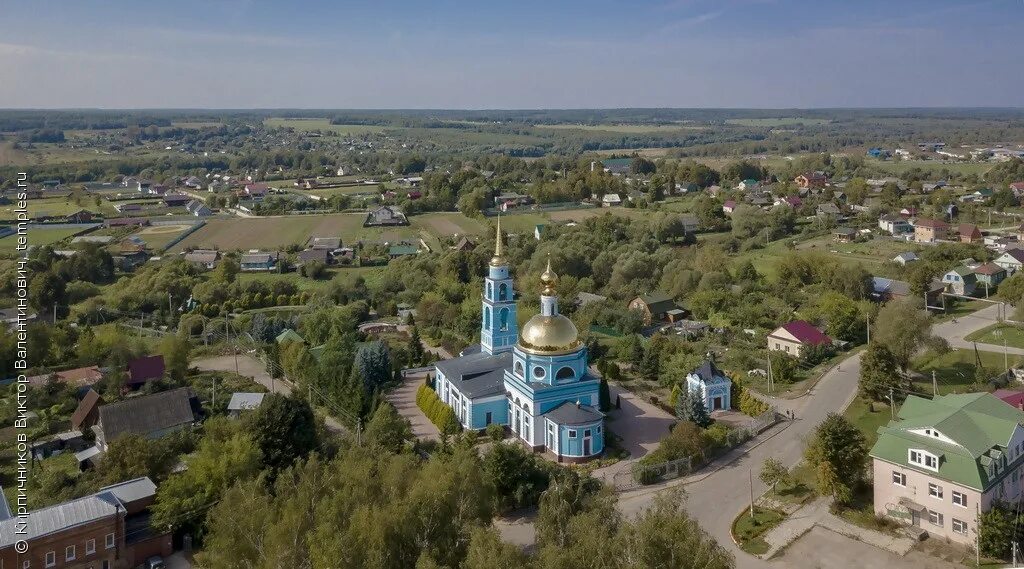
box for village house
[388,244,419,258]
[240,251,280,272]
[601,193,622,207]
[679,215,699,234]
[227,392,266,418]
[71,389,104,431]
[0,477,172,569]
[114,202,141,214]
[767,320,831,358]
[309,236,342,250]
[879,214,913,235]
[817,202,842,217]
[870,393,1024,545]
[794,171,827,189]
[994,249,1024,274]
[1011,182,1024,196]
[242,182,268,201]
[601,157,632,175]
[162,193,191,207]
[183,249,220,269]
[954,223,983,243]
[832,227,857,243]
[185,199,211,216]
[893,252,919,266]
[871,276,944,305]
[126,355,165,388]
[736,179,760,191]
[364,205,408,227]
[628,293,684,326]
[722,200,737,215]
[914,218,949,243]
[92,388,200,452]
[942,267,977,296]
[685,360,732,413]
[775,195,802,209]
[974,262,1007,290]
[297,248,333,266]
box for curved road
[618,303,1011,569]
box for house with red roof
[1009,182,1024,196]
[126,355,165,388]
[955,223,983,243]
[767,320,831,358]
[722,200,737,215]
[994,389,1024,410]
[794,171,827,189]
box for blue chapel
[434,220,605,462]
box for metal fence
[612,408,780,491]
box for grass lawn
[0,196,116,218]
[168,213,413,252]
[844,397,893,447]
[965,322,1024,349]
[934,298,991,321]
[131,222,198,252]
[0,226,90,254]
[732,507,786,555]
[911,348,1022,395]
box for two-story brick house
[0,477,171,569]
[871,393,1024,544]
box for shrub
[739,389,769,417]
[486,423,505,442]
[416,383,461,435]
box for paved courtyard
[770,526,965,569]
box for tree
[675,388,711,428]
[159,334,191,383]
[804,413,867,506]
[979,502,1022,559]
[598,377,611,412]
[464,527,533,569]
[859,343,905,403]
[212,256,239,283]
[759,457,790,494]
[152,428,262,537]
[482,442,551,512]
[29,270,65,312]
[407,325,426,366]
[872,299,933,369]
[244,393,318,473]
[364,401,412,453]
[814,292,862,342]
[355,340,392,391]
[617,488,733,569]
[94,434,180,487]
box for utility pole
[749,469,755,520]
[1006,338,1010,373]
[212,374,216,409]
[932,370,938,397]
[889,388,896,419]
[866,313,870,344]
[976,502,981,568]
[766,350,773,394]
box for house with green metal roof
[275,328,305,345]
[870,393,1024,544]
[941,266,977,296]
[627,292,683,326]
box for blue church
[434,220,605,462]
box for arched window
[533,366,545,379]
[514,361,524,377]
[483,307,490,328]
[522,401,530,410]
[555,367,575,381]
[499,307,509,331]
[487,282,492,299]
[499,282,508,301]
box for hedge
[416,383,461,435]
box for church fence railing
[612,407,781,492]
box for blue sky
[1,0,1021,108]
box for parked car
[145,556,165,569]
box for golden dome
[518,314,581,355]
[540,256,558,295]
[489,216,506,267]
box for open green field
[169,121,224,129]
[794,235,911,274]
[725,118,831,127]
[236,266,384,293]
[130,223,198,251]
[965,323,1024,349]
[414,212,488,239]
[263,118,386,135]
[535,123,706,134]
[0,197,109,218]
[0,226,88,253]
[865,158,994,178]
[911,348,1022,395]
[169,213,408,252]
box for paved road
[193,353,348,433]
[616,303,1011,568]
[387,370,441,441]
[932,301,1024,354]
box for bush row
[416,383,461,435]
